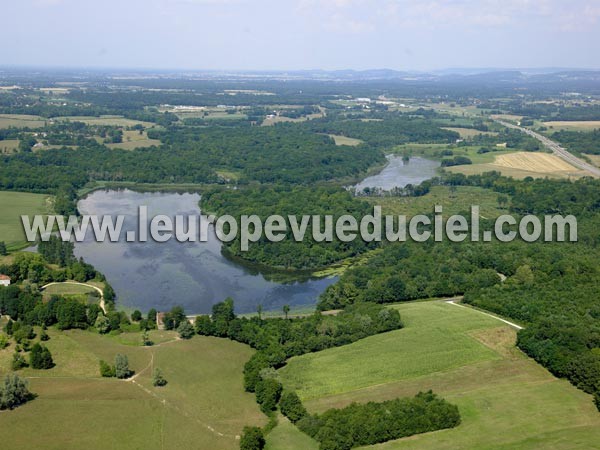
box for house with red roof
[0,274,11,287]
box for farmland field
[441,127,498,138]
[327,134,363,146]
[544,120,600,131]
[585,153,600,167]
[0,114,48,129]
[447,151,586,179]
[106,130,162,150]
[0,139,20,153]
[58,115,155,127]
[275,301,600,449]
[0,190,53,249]
[0,328,265,450]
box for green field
[366,185,507,220]
[0,139,20,154]
[274,301,600,449]
[0,114,48,129]
[0,190,53,249]
[41,282,101,303]
[58,115,155,127]
[106,130,162,150]
[0,328,265,450]
[327,134,364,146]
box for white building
[0,275,10,287]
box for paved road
[496,120,600,178]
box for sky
[2,0,600,71]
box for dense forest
[201,185,379,269]
[552,129,600,156]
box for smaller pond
[353,156,440,192]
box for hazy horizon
[3,0,600,72]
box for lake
[74,157,439,315]
[353,156,440,191]
[75,190,337,314]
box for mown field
[447,151,586,179]
[273,301,600,449]
[0,190,53,249]
[41,282,101,303]
[441,127,498,138]
[0,324,265,450]
[544,120,600,131]
[0,114,48,129]
[105,130,162,150]
[327,134,364,146]
[585,153,600,168]
[58,115,155,128]
[0,139,20,154]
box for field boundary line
[446,299,523,330]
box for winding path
[41,281,106,313]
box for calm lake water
[75,190,337,314]
[353,156,440,191]
[74,158,438,314]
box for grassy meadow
[0,325,265,450]
[366,185,508,220]
[327,134,364,146]
[0,139,20,154]
[0,190,53,249]
[272,301,600,449]
[106,130,162,150]
[0,114,48,129]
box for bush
[99,360,116,377]
[11,352,28,370]
[177,320,195,340]
[0,333,10,349]
[279,391,307,423]
[0,374,35,410]
[29,343,54,369]
[152,368,167,387]
[131,310,143,322]
[239,426,265,450]
[255,378,282,414]
[115,354,132,379]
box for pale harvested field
[442,127,498,138]
[544,120,600,131]
[584,153,600,167]
[490,114,524,122]
[447,152,586,179]
[495,152,576,172]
